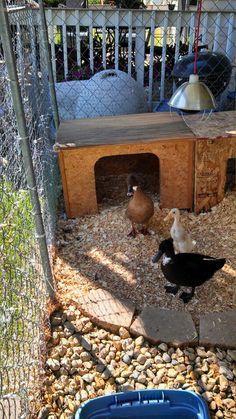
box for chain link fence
[0,0,235,417]
[44,0,236,118]
[0,0,59,416]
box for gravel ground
[40,192,236,418]
[40,306,236,419]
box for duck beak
[152,250,163,263]
[127,185,134,197]
[164,211,172,222]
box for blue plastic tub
[75,389,210,419]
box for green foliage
[0,181,35,347]
[43,0,65,7]
[88,0,101,4]
[113,0,146,9]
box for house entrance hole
[225,158,236,191]
[94,153,160,207]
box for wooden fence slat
[201,12,208,46]
[173,11,181,93]
[160,12,168,102]
[128,11,133,75]
[88,10,94,73]
[114,11,119,71]
[102,11,106,70]
[75,10,81,67]
[148,11,155,108]
[62,10,68,79]
[135,25,145,85]
[48,9,56,80]
[226,13,235,61]
[188,12,195,54]
[213,13,221,51]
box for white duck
[164,208,196,253]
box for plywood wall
[59,139,194,218]
[195,137,236,213]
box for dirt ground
[54,191,236,328]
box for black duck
[152,238,226,303]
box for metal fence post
[38,0,60,130]
[0,0,55,298]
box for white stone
[137,374,147,384]
[227,350,236,362]
[135,383,146,390]
[80,352,91,362]
[115,377,126,385]
[46,358,60,371]
[119,327,130,339]
[121,367,133,378]
[153,369,165,384]
[219,375,229,392]
[80,389,88,402]
[131,370,139,380]
[82,374,94,384]
[121,383,135,391]
[100,348,110,358]
[223,399,236,409]
[202,392,213,402]
[102,368,111,380]
[167,368,178,378]
[97,330,109,340]
[196,348,207,357]
[158,343,168,352]
[162,353,171,363]
[122,354,131,365]
[146,369,155,380]
[135,336,145,347]
[60,358,71,370]
[219,366,234,380]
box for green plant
[0,181,35,347]
[43,0,65,7]
[113,0,146,8]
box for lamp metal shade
[168,74,216,111]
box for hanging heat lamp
[168,0,216,111]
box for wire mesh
[0,0,59,417]
[0,0,236,417]
[44,0,236,118]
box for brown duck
[126,180,154,237]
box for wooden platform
[55,111,236,218]
[56,112,194,147]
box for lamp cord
[193,0,203,75]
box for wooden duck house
[55,111,236,218]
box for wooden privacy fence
[8,7,236,105]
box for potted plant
[168,1,175,10]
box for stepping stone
[130,306,198,347]
[77,288,135,333]
[199,310,236,348]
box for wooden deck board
[56,112,195,148]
